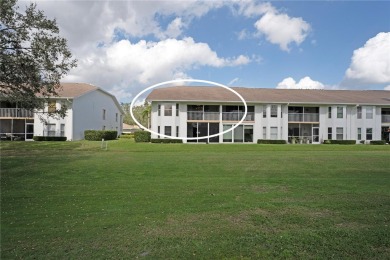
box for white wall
[72,90,122,140]
[34,99,73,140]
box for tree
[0,0,77,117]
[121,101,151,129]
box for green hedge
[84,130,118,141]
[151,138,183,143]
[323,140,356,145]
[134,131,151,142]
[370,140,386,145]
[257,139,287,144]
[33,136,67,141]
[119,134,134,139]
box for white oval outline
[130,79,247,141]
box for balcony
[222,112,254,121]
[187,112,255,121]
[0,108,34,118]
[382,115,390,123]
[288,113,319,122]
[187,111,219,121]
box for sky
[25,0,390,102]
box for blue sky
[33,0,390,102]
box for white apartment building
[1,83,123,141]
[146,86,390,144]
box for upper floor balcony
[0,108,34,118]
[187,111,255,121]
[382,115,390,123]
[288,106,319,123]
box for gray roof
[54,83,124,113]
[146,86,390,105]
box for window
[336,127,343,140]
[271,105,277,118]
[366,128,372,140]
[263,127,266,139]
[357,106,362,119]
[263,106,267,118]
[223,124,233,142]
[176,104,179,116]
[158,104,161,116]
[270,127,278,139]
[244,125,253,142]
[46,124,56,136]
[116,113,118,122]
[328,107,332,118]
[164,126,171,136]
[328,127,332,140]
[60,124,65,137]
[164,104,172,116]
[337,107,343,118]
[366,106,373,119]
[234,125,243,142]
[176,126,179,137]
[357,128,361,140]
[102,109,106,120]
[48,100,56,113]
[157,126,160,138]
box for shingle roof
[51,83,124,114]
[55,83,98,98]
[146,86,390,105]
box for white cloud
[63,37,251,101]
[344,32,390,85]
[276,76,325,89]
[34,1,223,48]
[236,2,310,51]
[385,85,390,91]
[254,8,310,51]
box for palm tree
[141,102,151,129]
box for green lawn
[1,140,390,259]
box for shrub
[151,138,183,143]
[370,140,386,145]
[323,140,356,145]
[360,140,365,144]
[84,130,118,141]
[134,131,151,142]
[119,134,134,139]
[33,136,67,141]
[257,139,287,144]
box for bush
[257,139,287,144]
[120,133,134,139]
[134,131,151,142]
[323,140,356,145]
[151,138,183,143]
[33,136,67,141]
[84,130,118,141]
[370,140,386,145]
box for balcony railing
[187,111,219,120]
[382,115,390,123]
[222,112,254,121]
[288,113,319,122]
[187,111,255,121]
[0,108,34,118]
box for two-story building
[0,83,123,141]
[146,86,390,143]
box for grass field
[1,140,390,259]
